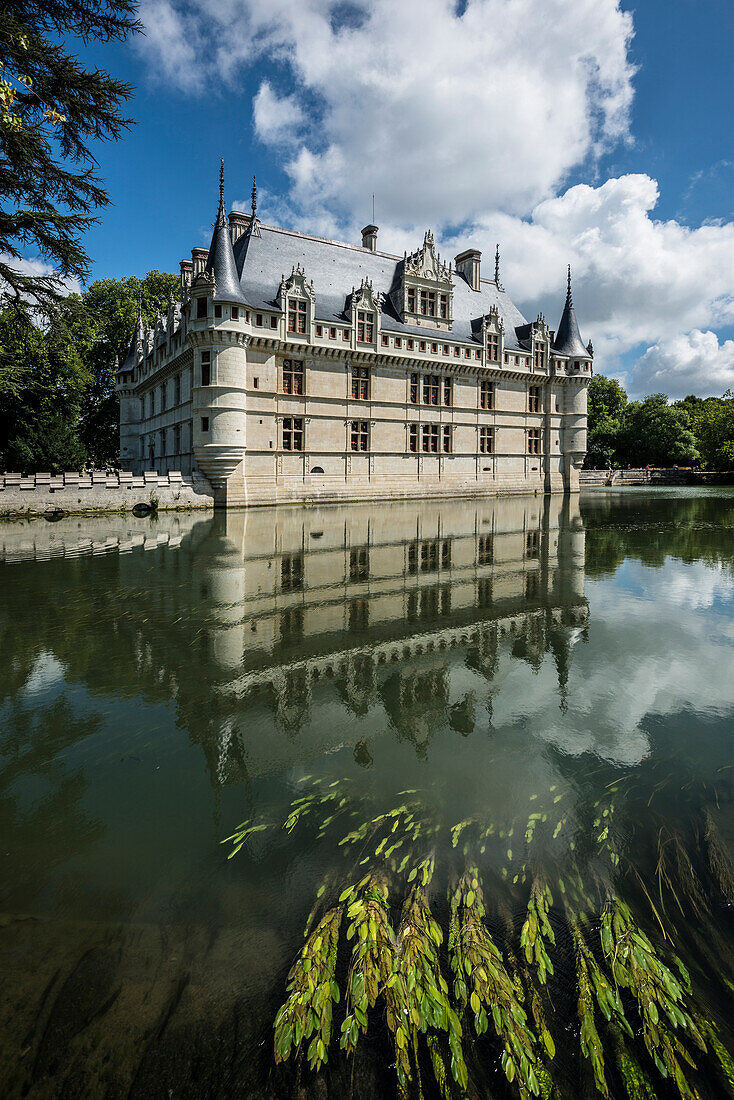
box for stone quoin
[116,164,592,507]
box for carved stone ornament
[347,277,381,314]
[403,231,453,284]
[278,263,315,306]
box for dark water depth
[2,489,734,1099]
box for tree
[585,374,628,467]
[0,309,89,471]
[617,394,700,467]
[0,271,179,472]
[690,392,734,469]
[0,1,139,318]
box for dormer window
[534,344,546,371]
[288,300,307,334]
[357,310,374,343]
[487,334,500,362]
[420,290,436,317]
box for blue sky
[71,0,734,396]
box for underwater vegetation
[225,764,734,1099]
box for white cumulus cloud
[631,330,734,400]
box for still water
[2,490,734,1099]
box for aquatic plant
[226,769,734,1099]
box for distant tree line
[0,273,178,472]
[586,375,734,470]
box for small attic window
[196,297,207,319]
[232,307,239,320]
[270,315,278,329]
[214,303,222,319]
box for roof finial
[494,243,500,284]
[137,291,143,325]
[566,264,573,307]
[251,175,257,218]
[219,158,224,205]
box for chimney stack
[454,249,482,291]
[179,259,193,290]
[191,246,208,277]
[361,224,378,251]
[229,209,251,245]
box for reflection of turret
[380,667,449,755]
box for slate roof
[231,223,532,351]
[553,270,591,359]
[205,194,248,305]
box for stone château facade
[117,168,592,507]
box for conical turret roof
[553,267,591,358]
[204,160,247,303]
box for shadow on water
[1,491,734,1097]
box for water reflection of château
[0,495,588,783]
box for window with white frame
[480,380,494,410]
[351,365,369,400]
[479,426,494,454]
[283,359,304,395]
[527,428,542,455]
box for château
[117,166,592,506]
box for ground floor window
[528,428,542,455]
[282,417,304,451]
[350,420,369,451]
[479,426,493,454]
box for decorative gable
[391,230,454,330]
[278,264,315,339]
[347,278,381,346]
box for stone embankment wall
[0,470,214,517]
[580,468,734,487]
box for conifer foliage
[0,0,140,315]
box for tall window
[350,420,368,451]
[196,296,207,319]
[422,374,439,406]
[409,373,418,404]
[160,382,167,411]
[527,428,542,455]
[421,424,439,453]
[534,344,546,371]
[283,417,304,451]
[201,351,211,387]
[409,423,418,452]
[420,289,436,317]
[351,365,369,400]
[487,333,500,361]
[480,380,494,410]
[357,311,374,343]
[442,425,452,453]
[443,377,452,407]
[287,299,307,334]
[175,373,181,405]
[439,293,449,319]
[407,287,416,312]
[174,423,181,454]
[528,385,541,413]
[479,426,493,454]
[283,359,304,395]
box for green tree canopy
[0,0,139,320]
[690,391,734,470]
[0,271,179,472]
[617,393,699,467]
[585,374,628,468]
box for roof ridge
[230,217,403,261]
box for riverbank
[580,466,734,487]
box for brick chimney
[454,249,482,291]
[361,224,378,251]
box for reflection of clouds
[639,560,734,611]
[489,559,734,767]
[22,652,66,698]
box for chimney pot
[454,248,482,291]
[179,259,193,289]
[361,224,378,251]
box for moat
[2,490,734,1099]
